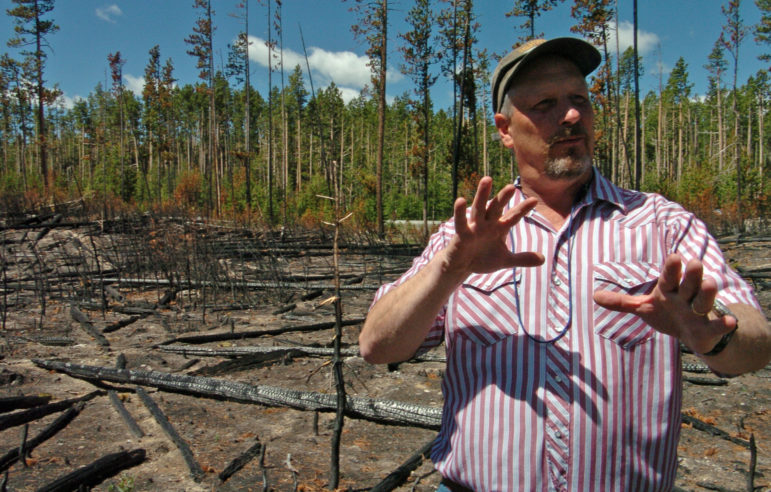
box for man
[360,37,771,491]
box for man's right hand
[441,176,544,281]
[359,176,543,364]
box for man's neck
[519,169,592,230]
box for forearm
[359,250,467,364]
[696,303,771,376]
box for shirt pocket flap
[594,261,660,291]
[451,270,519,346]
[593,261,659,349]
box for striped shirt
[371,169,760,492]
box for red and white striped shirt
[371,170,760,491]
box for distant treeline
[1,0,769,237]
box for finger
[506,251,545,268]
[500,196,538,227]
[593,289,645,313]
[486,183,517,220]
[658,254,683,294]
[453,197,469,235]
[679,259,703,302]
[470,177,493,225]
[691,276,718,317]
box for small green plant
[108,474,135,492]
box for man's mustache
[548,126,588,144]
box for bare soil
[0,221,769,491]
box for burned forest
[1,206,770,491]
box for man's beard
[544,152,592,179]
[544,126,592,179]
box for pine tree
[349,0,388,237]
[185,0,217,213]
[107,51,128,200]
[720,0,748,230]
[705,40,728,171]
[399,0,438,239]
[227,1,254,215]
[505,0,563,41]
[755,0,771,66]
[6,0,59,190]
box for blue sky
[1,0,768,113]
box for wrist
[698,325,738,357]
[695,300,739,357]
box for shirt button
[555,431,562,438]
[555,375,562,383]
[554,278,562,286]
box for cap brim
[492,37,601,114]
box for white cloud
[611,21,660,56]
[124,74,144,96]
[57,94,83,110]
[337,86,363,104]
[96,5,123,23]
[245,35,402,96]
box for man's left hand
[593,253,736,355]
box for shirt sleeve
[368,219,456,354]
[663,201,761,310]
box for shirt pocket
[593,261,660,349]
[449,270,520,347]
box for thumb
[593,289,638,313]
[504,251,545,269]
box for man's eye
[534,99,554,110]
[572,95,588,105]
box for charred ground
[0,212,770,491]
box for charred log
[0,403,85,472]
[107,390,144,438]
[218,438,263,483]
[370,437,436,491]
[0,391,102,431]
[69,306,109,347]
[135,388,204,482]
[102,315,145,334]
[35,448,146,492]
[681,414,751,449]
[32,359,443,429]
[0,395,52,413]
[156,317,365,346]
[158,344,360,359]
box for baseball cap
[491,37,601,114]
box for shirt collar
[513,167,632,214]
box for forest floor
[0,218,769,492]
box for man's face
[498,55,595,180]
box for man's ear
[494,113,514,148]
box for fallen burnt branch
[683,376,728,386]
[103,277,381,292]
[0,402,85,472]
[157,344,447,364]
[158,344,360,359]
[69,306,109,346]
[218,438,263,483]
[102,314,145,334]
[36,448,146,492]
[681,414,751,449]
[32,359,443,429]
[136,388,204,482]
[156,317,365,346]
[191,354,288,376]
[2,335,75,347]
[107,390,144,438]
[370,437,436,491]
[0,391,102,431]
[0,395,52,413]
[682,362,712,374]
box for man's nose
[560,104,582,126]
